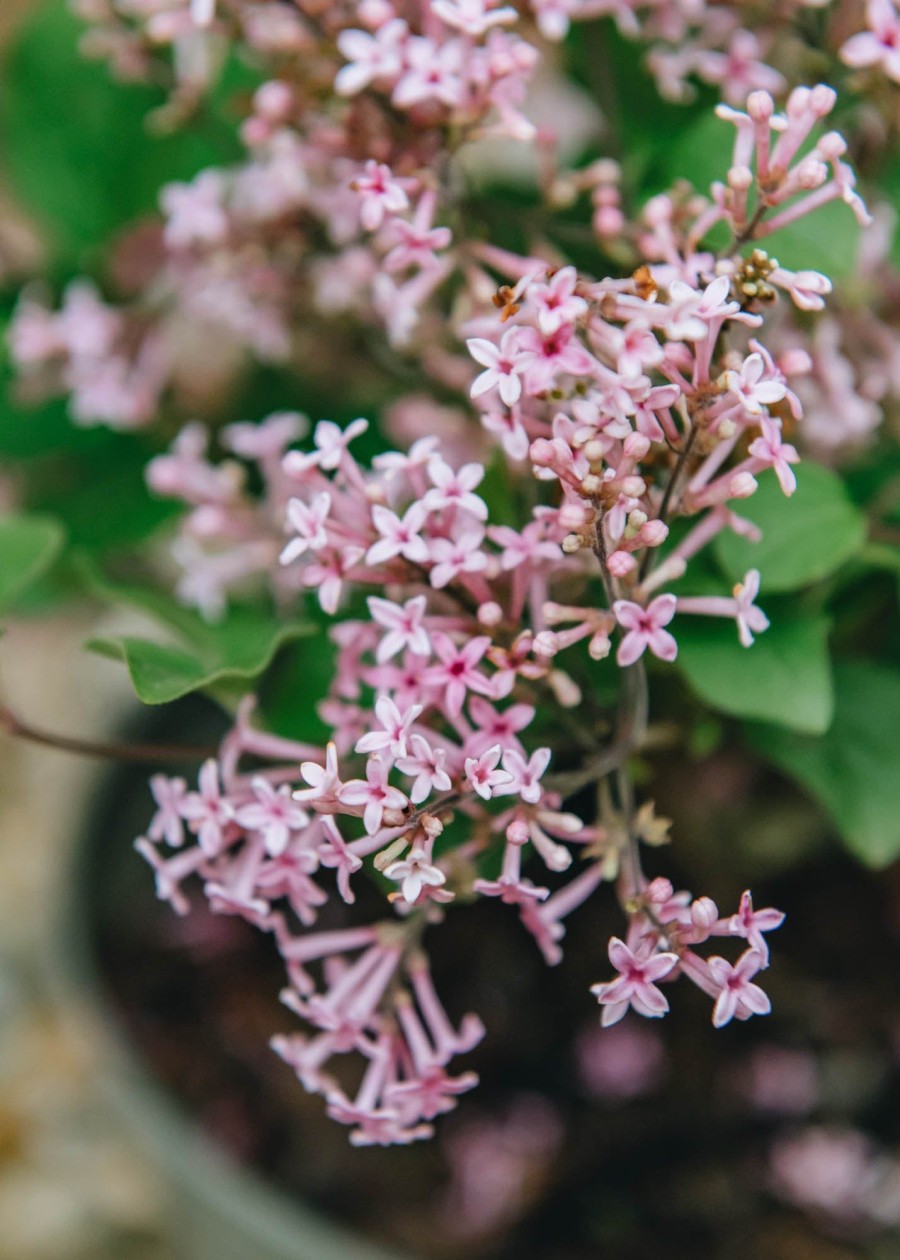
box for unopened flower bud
[478,601,503,627]
[729,472,758,499]
[548,669,582,708]
[607,550,636,577]
[809,83,837,117]
[562,533,585,554]
[640,519,669,547]
[727,164,753,191]
[559,502,593,530]
[588,630,611,659]
[254,80,293,121]
[691,896,719,936]
[646,877,674,905]
[780,347,812,376]
[747,90,774,121]
[506,818,530,845]
[533,630,560,657]
[374,837,408,871]
[623,433,651,460]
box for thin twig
[0,703,215,764]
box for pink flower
[335,20,407,96]
[612,595,678,667]
[235,776,310,856]
[732,570,770,647]
[368,594,431,662]
[496,747,551,804]
[425,633,495,716]
[367,502,430,567]
[466,696,534,756]
[318,816,362,904]
[384,844,448,904]
[424,458,488,520]
[467,329,534,407]
[431,0,517,37]
[528,266,588,336]
[181,759,234,856]
[392,36,465,111]
[590,937,679,1026]
[340,755,409,834]
[280,492,331,564]
[465,744,514,800]
[489,522,560,571]
[302,545,365,615]
[355,696,423,760]
[428,531,488,589]
[841,0,900,81]
[480,407,530,460]
[708,950,772,1028]
[748,419,799,496]
[148,774,188,847]
[285,418,368,474]
[160,170,228,249]
[395,734,453,804]
[352,160,410,232]
[725,352,788,417]
[728,890,785,963]
[666,275,744,341]
[294,742,342,803]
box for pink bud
[729,472,758,499]
[607,550,636,577]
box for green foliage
[0,512,65,611]
[714,462,867,594]
[0,0,242,264]
[747,661,900,867]
[257,627,336,744]
[676,613,833,734]
[80,564,315,704]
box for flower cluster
[8,0,888,1148]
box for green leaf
[761,195,861,282]
[0,0,240,261]
[80,559,317,703]
[714,463,867,594]
[676,613,833,734]
[0,513,65,610]
[87,614,317,704]
[747,661,900,867]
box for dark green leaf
[87,616,317,704]
[747,660,900,867]
[676,613,833,733]
[714,463,867,594]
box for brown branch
[0,703,215,764]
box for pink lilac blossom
[31,0,877,1145]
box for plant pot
[48,706,411,1260]
[43,699,900,1260]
